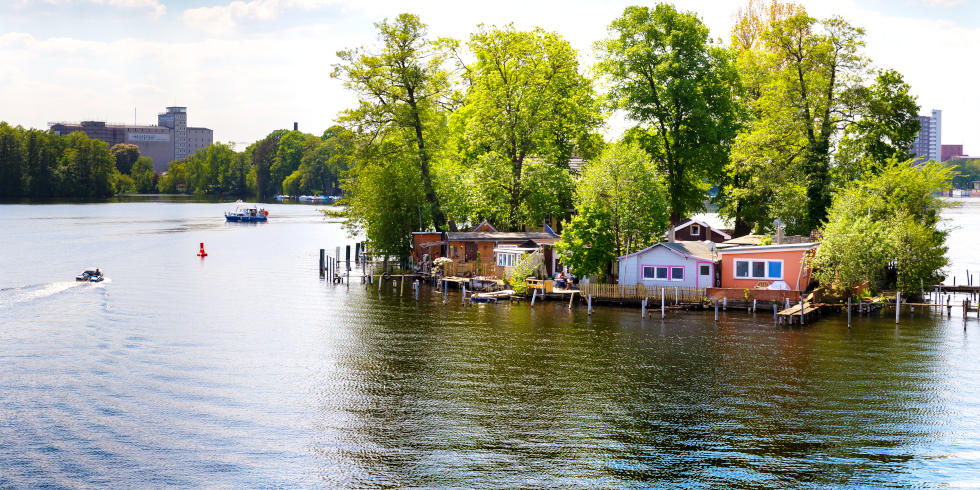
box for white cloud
[12,0,166,18]
[181,0,336,35]
[918,0,967,6]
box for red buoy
[197,242,208,257]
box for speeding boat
[76,268,104,282]
[224,202,269,222]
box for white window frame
[690,224,700,236]
[733,258,784,280]
[670,266,685,281]
[642,265,656,279]
[497,253,518,267]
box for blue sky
[2,0,978,152]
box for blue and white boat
[224,202,269,222]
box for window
[671,267,684,281]
[700,265,711,276]
[497,253,517,267]
[642,265,672,280]
[733,259,783,280]
[690,224,700,236]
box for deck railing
[443,261,498,279]
[578,283,706,303]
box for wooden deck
[777,303,821,325]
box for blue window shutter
[768,261,782,279]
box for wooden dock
[777,302,821,325]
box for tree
[0,122,26,198]
[110,143,141,175]
[810,160,951,296]
[343,142,428,261]
[556,142,669,280]
[597,4,742,225]
[833,69,920,183]
[131,156,156,193]
[454,25,600,229]
[25,129,60,198]
[333,13,455,231]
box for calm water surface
[2,199,980,487]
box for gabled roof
[472,220,497,232]
[618,240,718,262]
[446,231,559,242]
[671,218,732,239]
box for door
[465,242,478,262]
[698,263,714,288]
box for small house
[617,241,719,289]
[666,218,731,243]
[707,242,819,302]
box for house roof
[446,231,559,242]
[618,240,718,262]
[671,219,732,240]
[717,234,811,249]
[717,242,819,254]
[471,220,497,232]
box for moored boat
[471,289,515,303]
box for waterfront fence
[578,283,706,303]
[443,261,498,279]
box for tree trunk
[407,89,447,232]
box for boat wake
[0,279,108,309]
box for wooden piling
[587,295,592,315]
[847,297,851,327]
[895,291,900,324]
[714,300,719,322]
[531,289,537,306]
[752,299,757,313]
[661,288,665,319]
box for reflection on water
[1,200,980,486]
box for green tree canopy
[453,24,601,230]
[333,13,455,232]
[556,142,669,280]
[597,3,742,225]
[810,160,951,296]
[110,143,141,175]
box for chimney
[668,225,675,243]
[293,122,298,131]
[776,225,784,245]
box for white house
[617,241,719,289]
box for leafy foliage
[556,142,669,280]
[810,160,951,295]
[453,25,600,229]
[598,4,742,224]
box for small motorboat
[225,201,269,222]
[76,268,104,282]
[471,290,515,303]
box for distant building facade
[50,107,213,172]
[942,144,964,162]
[911,109,942,162]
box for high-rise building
[50,106,213,172]
[911,109,941,162]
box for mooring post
[895,291,901,324]
[462,283,466,305]
[752,299,757,313]
[800,298,805,326]
[773,303,777,321]
[785,297,790,312]
[319,249,325,276]
[568,292,575,309]
[847,297,852,327]
[444,280,448,302]
[723,297,727,311]
[641,297,646,317]
[661,288,665,319]
[714,300,719,322]
[674,286,679,305]
[531,289,537,306]
[948,295,952,317]
[587,295,592,315]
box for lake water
[2,198,980,486]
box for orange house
[707,242,819,302]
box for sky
[1,0,978,152]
